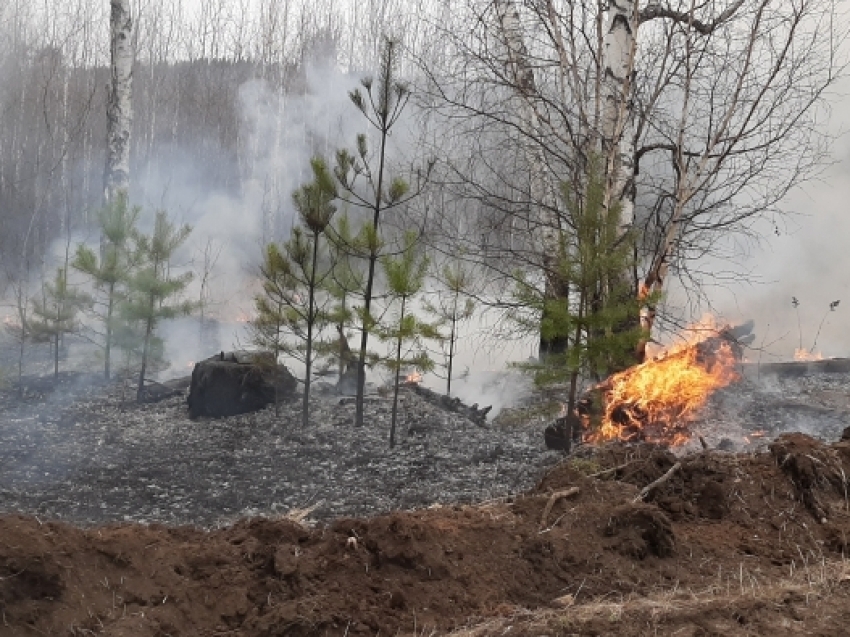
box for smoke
[660,76,850,364]
[125,57,367,376]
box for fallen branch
[633,462,682,502]
[540,487,580,529]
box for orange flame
[589,319,739,445]
[794,348,823,361]
[404,371,423,385]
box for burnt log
[138,376,191,403]
[187,351,297,419]
[404,383,492,427]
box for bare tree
[418,0,847,362]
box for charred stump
[187,351,297,419]
[543,413,582,452]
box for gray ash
[0,374,559,528]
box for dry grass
[439,558,850,637]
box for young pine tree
[73,193,141,379]
[321,213,365,388]
[334,37,432,427]
[29,268,92,379]
[251,159,336,424]
[290,157,337,426]
[424,259,477,396]
[378,232,440,447]
[122,211,195,402]
[512,157,646,429]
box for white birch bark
[601,0,638,234]
[494,0,562,306]
[105,0,134,204]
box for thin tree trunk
[389,296,407,448]
[447,290,458,397]
[355,124,389,427]
[17,335,25,399]
[105,282,115,380]
[302,231,321,428]
[137,303,154,402]
[495,0,566,359]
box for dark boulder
[187,351,297,419]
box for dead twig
[540,487,580,529]
[633,462,682,502]
[588,462,633,479]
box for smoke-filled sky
[671,75,850,363]
[62,60,850,385]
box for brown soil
[4,433,850,636]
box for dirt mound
[3,434,850,636]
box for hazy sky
[667,75,850,362]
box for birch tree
[105,0,134,204]
[420,0,847,363]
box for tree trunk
[446,293,457,397]
[494,0,566,359]
[137,302,154,403]
[105,0,133,204]
[389,296,406,448]
[355,122,389,427]
[105,282,115,380]
[601,0,638,236]
[601,0,641,365]
[302,231,321,429]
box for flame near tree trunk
[588,319,740,445]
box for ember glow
[589,321,739,445]
[404,371,423,385]
[794,348,824,361]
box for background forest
[1,0,849,414]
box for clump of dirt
[604,503,675,558]
[3,433,850,636]
[770,432,849,521]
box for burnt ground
[2,361,850,635]
[0,373,558,527]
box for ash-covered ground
[0,371,562,528]
[686,359,850,452]
[2,357,849,529]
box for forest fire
[794,348,824,362]
[587,321,741,445]
[404,371,423,385]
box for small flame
[794,348,823,361]
[589,317,739,446]
[404,371,423,385]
